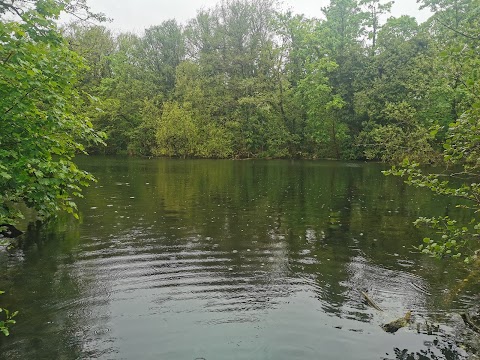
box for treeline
[65,0,479,160]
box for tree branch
[434,17,480,42]
[0,1,26,20]
[3,51,15,65]
[4,89,35,116]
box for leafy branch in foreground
[0,291,17,336]
[384,101,480,263]
[0,0,105,228]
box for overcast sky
[86,0,431,33]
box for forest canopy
[62,0,478,162]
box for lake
[0,157,478,359]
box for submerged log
[382,311,412,333]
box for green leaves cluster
[416,216,474,260]
[0,1,105,227]
[0,291,17,336]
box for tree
[155,101,199,157]
[296,59,347,159]
[173,60,234,158]
[360,0,393,55]
[141,20,185,95]
[320,0,368,147]
[181,0,291,158]
[89,32,152,155]
[0,1,104,228]
[356,101,439,162]
[63,23,115,88]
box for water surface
[0,158,478,359]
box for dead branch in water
[359,290,383,312]
[461,313,480,334]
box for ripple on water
[2,159,478,360]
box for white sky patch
[84,0,431,33]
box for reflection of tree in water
[3,158,478,358]
[0,220,115,360]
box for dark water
[0,157,478,360]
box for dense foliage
[62,0,473,161]
[0,0,104,228]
